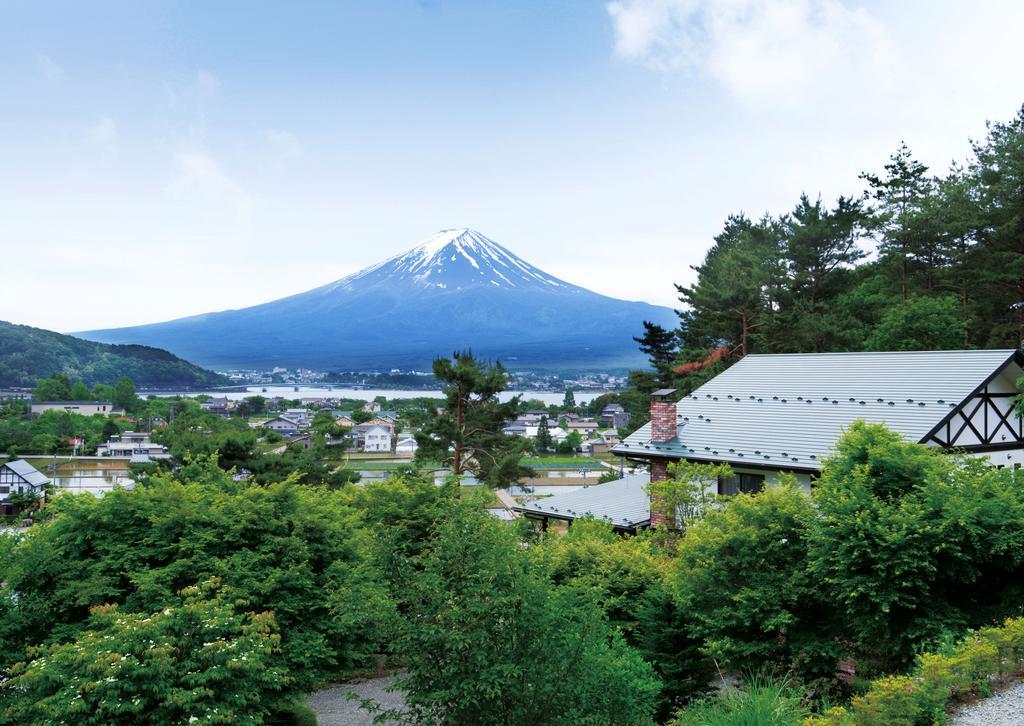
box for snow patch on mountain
[327,228,573,294]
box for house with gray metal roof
[30,401,125,416]
[1,459,51,515]
[513,472,651,533]
[613,350,1024,523]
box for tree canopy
[414,351,529,487]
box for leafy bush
[0,473,392,690]
[1,580,285,725]
[809,422,1024,671]
[672,480,838,680]
[267,698,319,726]
[537,517,713,717]
[390,501,661,724]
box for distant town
[214,366,629,392]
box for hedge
[805,617,1024,725]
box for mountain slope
[79,229,678,370]
[0,320,227,388]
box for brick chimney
[648,389,677,527]
[649,389,678,446]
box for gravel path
[949,680,1024,725]
[306,674,408,725]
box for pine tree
[927,167,982,343]
[860,142,933,304]
[414,352,530,487]
[781,194,866,351]
[677,215,784,356]
[969,105,1024,346]
[633,321,679,388]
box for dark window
[717,473,765,496]
[0,486,9,494]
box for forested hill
[0,320,227,388]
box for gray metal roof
[613,349,1021,471]
[514,472,651,529]
[32,400,115,405]
[2,459,51,487]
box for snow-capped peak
[331,228,575,293]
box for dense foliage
[389,502,661,724]
[0,401,125,455]
[3,422,1024,724]
[0,320,226,388]
[678,109,1024,361]
[2,580,286,725]
[0,464,390,694]
[809,422,1024,672]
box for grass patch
[672,676,806,726]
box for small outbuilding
[513,472,651,534]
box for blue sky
[3,0,1023,332]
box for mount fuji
[79,229,677,370]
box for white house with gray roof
[613,349,1024,524]
[1,459,51,515]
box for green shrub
[0,474,393,690]
[806,617,1024,725]
[1,580,286,725]
[391,501,661,724]
[672,675,807,726]
[672,480,839,680]
[267,698,318,725]
[809,422,1024,672]
[848,675,920,726]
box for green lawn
[521,457,608,470]
[345,460,442,471]
[459,485,503,508]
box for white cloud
[168,151,252,221]
[266,129,303,157]
[35,53,65,80]
[195,69,220,99]
[84,117,117,146]
[607,0,897,107]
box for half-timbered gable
[923,352,1024,466]
[0,459,51,514]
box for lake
[147,386,610,406]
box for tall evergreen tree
[536,415,553,453]
[562,388,576,411]
[860,142,934,304]
[969,105,1024,346]
[781,194,866,351]
[677,215,783,356]
[112,377,137,411]
[414,352,529,487]
[927,167,982,343]
[633,321,679,388]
